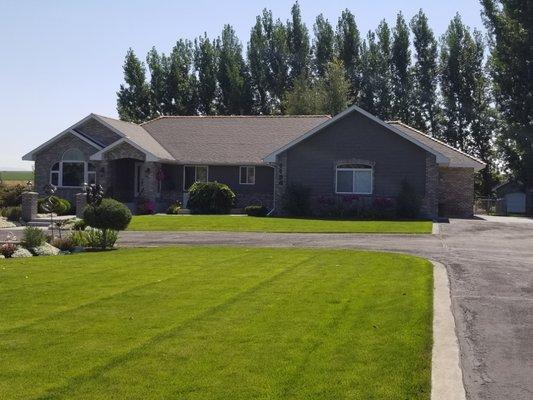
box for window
[335,163,373,194]
[239,166,255,185]
[183,165,209,191]
[49,148,94,188]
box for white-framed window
[335,163,373,194]
[239,166,255,185]
[183,165,209,191]
[49,148,95,188]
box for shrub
[21,226,46,248]
[69,230,88,247]
[0,184,25,207]
[11,247,32,258]
[38,196,71,215]
[166,201,182,215]
[85,228,118,249]
[245,205,268,217]
[281,184,311,216]
[188,182,235,214]
[71,218,86,231]
[84,198,132,231]
[0,243,17,258]
[50,237,74,252]
[1,206,22,221]
[396,180,422,219]
[32,242,61,256]
[136,197,156,215]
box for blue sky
[0,0,485,170]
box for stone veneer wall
[421,153,438,219]
[273,152,288,214]
[437,167,475,218]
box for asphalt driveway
[117,216,533,400]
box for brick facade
[438,167,475,218]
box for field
[0,170,33,185]
[129,215,433,233]
[0,247,433,399]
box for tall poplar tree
[482,0,533,194]
[167,39,197,115]
[410,10,439,135]
[117,49,152,123]
[374,20,393,120]
[313,14,335,77]
[320,59,351,115]
[359,32,379,115]
[194,34,218,115]
[146,47,169,117]
[335,9,361,101]
[287,2,311,83]
[248,15,270,114]
[391,12,412,123]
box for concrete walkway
[117,217,533,400]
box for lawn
[0,247,433,399]
[128,215,433,234]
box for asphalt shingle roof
[140,115,331,164]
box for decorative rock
[31,242,60,256]
[11,247,33,258]
[0,218,16,229]
[0,254,5,259]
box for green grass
[128,215,433,233]
[0,247,433,399]
[0,170,33,182]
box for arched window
[335,163,373,194]
[49,148,95,187]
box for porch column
[141,162,159,202]
[75,192,87,219]
[21,191,38,222]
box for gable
[76,118,121,147]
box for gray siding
[285,111,429,199]
[77,118,121,146]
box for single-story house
[23,105,485,218]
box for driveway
[117,217,533,400]
[2,217,532,399]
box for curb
[431,261,466,400]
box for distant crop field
[0,171,34,182]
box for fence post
[75,192,87,219]
[21,191,38,222]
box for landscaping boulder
[0,254,5,259]
[31,242,60,256]
[11,247,32,258]
[0,217,16,229]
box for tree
[287,2,311,83]
[217,25,253,114]
[410,9,440,135]
[391,12,412,123]
[482,0,533,192]
[374,20,394,120]
[194,34,218,115]
[146,47,169,118]
[166,40,197,115]
[283,74,323,115]
[319,59,351,115]
[248,15,271,113]
[313,14,335,77]
[359,32,380,115]
[263,12,290,112]
[335,9,362,101]
[117,49,152,123]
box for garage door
[505,192,526,213]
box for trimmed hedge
[244,205,268,217]
[83,198,132,231]
[38,196,71,216]
[188,182,235,214]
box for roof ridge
[386,121,486,165]
[141,114,331,125]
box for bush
[0,184,25,207]
[12,247,33,258]
[1,206,22,221]
[396,180,422,219]
[69,230,88,247]
[245,205,268,217]
[166,201,182,215]
[0,243,17,258]
[21,226,46,248]
[136,197,156,215]
[71,218,86,231]
[188,182,235,214]
[84,198,132,231]
[281,184,311,216]
[85,228,119,249]
[38,196,71,215]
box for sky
[0,0,485,170]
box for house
[22,105,485,218]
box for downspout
[266,162,277,216]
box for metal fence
[474,198,506,215]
